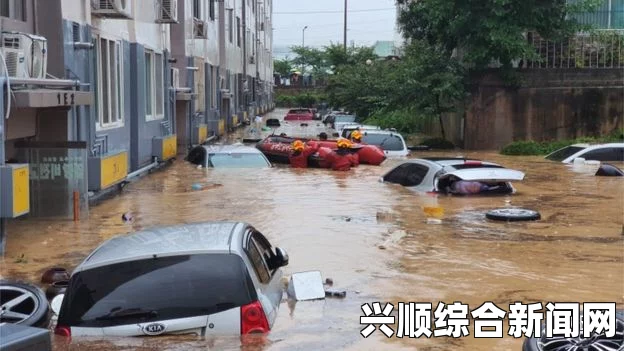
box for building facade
[0,0,274,249]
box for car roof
[403,157,502,167]
[361,130,404,136]
[201,144,263,154]
[74,221,246,272]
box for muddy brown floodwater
[1,109,622,351]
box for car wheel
[522,311,624,351]
[0,280,50,328]
[485,208,541,222]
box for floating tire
[0,280,50,328]
[485,208,541,222]
[522,311,624,351]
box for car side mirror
[275,247,289,267]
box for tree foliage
[326,41,466,138]
[397,0,603,69]
[273,59,292,76]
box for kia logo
[143,323,166,336]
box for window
[246,234,271,283]
[362,133,406,151]
[145,50,165,121]
[95,36,124,130]
[0,0,25,21]
[252,33,255,55]
[57,254,256,328]
[545,146,586,161]
[384,163,429,186]
[207,153,270,168]
[192,0,200,19]
[236,17,241,47]
[209,0,215,20]
[580,147,624,162]
[228,10,233,43]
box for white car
[380,157,525,194]
[53,222,288,337]
[357,130,409,157]
[339,124,382,138]
[545,142,624,164]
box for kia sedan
[53,221,289,337]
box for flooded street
[1,109,622,351]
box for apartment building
[0,0,274,233]
[170,0,274,150]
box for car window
[545,146,585,161]
[580,147,624,162]
[334,115,356,123]
[58,254,256,328]
[208,153,270,168]
[186,147,206,165]
[362,134,405,151]
[245,232,272,284]
[384,163,429,186]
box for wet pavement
[1,109,622,350]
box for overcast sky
[272,0,398,51]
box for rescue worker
[318,138,359,171]
[289,139,319,168]
[350,130,363,144]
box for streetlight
[302,25,308,48]
[301,25,308,85]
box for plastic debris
[287,271,326,301]
[325,290,346,298]
[191,183,203,191]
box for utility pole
[343,0,347,50]
[302,25,308,76]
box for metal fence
[520,30,624,69]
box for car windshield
[287,109,310,114]
[362,134,405,151]
[58,254,255,328]
[334,115,356,123]
[545,146,586,161]
[208,153,270,168]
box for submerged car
[284,108,314,121]
[340,124,382,138]
[358,130,409,157]
[54,221,289,337]
[185,144,272,168]
[380,157,525,194]
[545,142,624,163]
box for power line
[274,7,395,15]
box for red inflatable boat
[256,135,386,166]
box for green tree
[397,0,603,70]
[273,59,292,76]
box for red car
[284,108,314,121]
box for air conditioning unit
[158,0,178,23]
[0,32,47,79]
[193,18,207,39]
[249,55,255,64]
[92,0,133,19]
[171,67,180,89]
[259,22,265,31]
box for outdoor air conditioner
[158,0,178,23]
[249,55,255,64]
[171,67,180,88]
[92,0,133,19]
[0,32,47,79]
[193,18,207,39]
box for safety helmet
[291,140,305,152]
[351,130,362,141]
[336,138,352,149]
